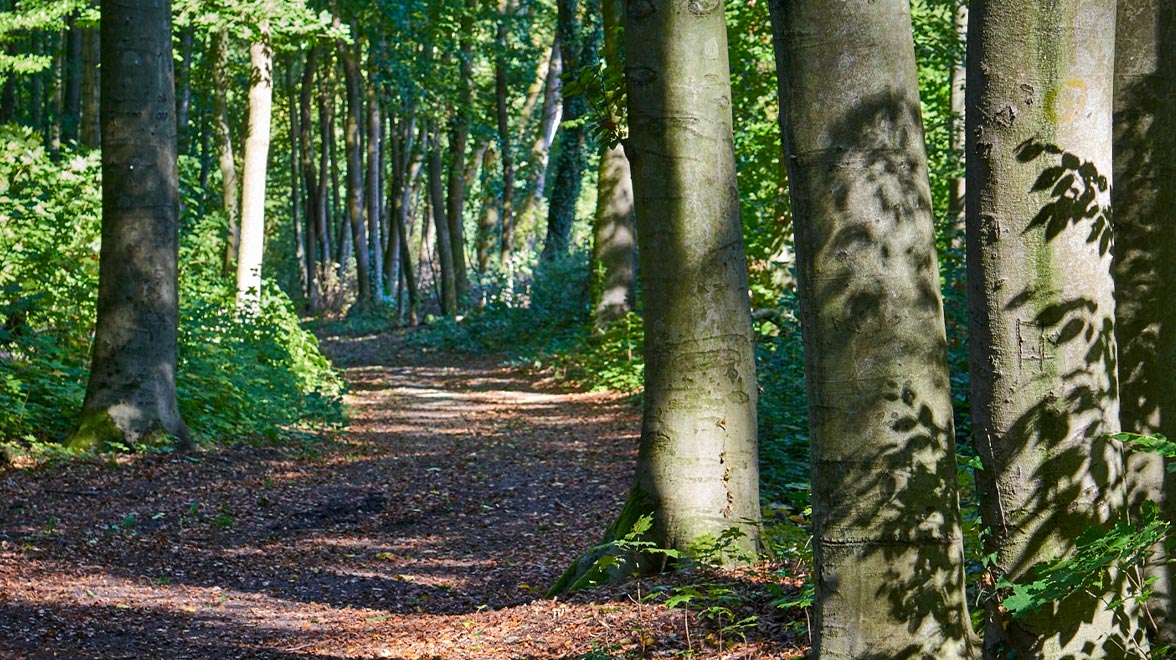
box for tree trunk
[235,20,274,309]
[591,0,634,327]
[541,0,600,262]
[339,36,371,310]
[316,61,335,278]
[769,0,978,655]
[446,0,476,306]
[212,30,241,276]
[300,47,322,312]
[476,145,500,275]
[365,59,384,305]
[966,0,1142,655]
[62,14,81,145]
[428,125,457,317]
[80,25,100,148]
[494,2,515,265]
[176,28,194,154]
[68,0,189,451]
[48,29,62,153]
[946,2,967,232]
[554,0,760,595]
[288,60,307,301]
[517,39,562,230]
[1113,0,1176,643]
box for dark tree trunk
[494,3,515,265]
[68,0,189,451]
[62,14,82,145]
[211,30,240,276]
[80,25,100,148]
[365,57,384,304]
[339,37,371,308]
[176,28,194,153]
[428,124,457,317]
[300,48,322,312]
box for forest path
[0,329,796,659]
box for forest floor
[0,329,806,659]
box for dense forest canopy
[0,0,1173,657]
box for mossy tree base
[547,486,657,596]
[65,407,192,453]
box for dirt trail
[0,330,799,659]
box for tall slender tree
[966,0,1144,654]
[769,0,977,655]
[236,12,275,308]
[68,0,189,451]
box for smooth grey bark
[69,0,189,451]
[947,2,967,231]
[1113,0,1176,642]
[365,59,384,304]
[769,0,977,656]
[236,17,275,309]
[518,39,562,228]
[299,47,322,312]
[494,0,516,265]
[339,36,371,309]
[428,125,457,317]
[446,0,476,304]
[554,0,760,595]
[967,0,1143,655]
[176,28,193,153]
[211,30,240,276]
[287,61,307,299]
[591,0,634,327]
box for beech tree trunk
[235,19,274,309]
[966,0,1143,655]
[554,0,760,595]
[518,39,562,227]
[494,2,516,266]
[299,48,322,312]
[428,125,457,317]
[769,0,977,656]
[339,36,372,309]
[62,14,81,145]
[80,25,99,149]
[446,0,476,305]
[1113,0,1176,643]
[365,61,384,304]
[69,0,189,451]
[212,30,240,276]
[476,145,500,275]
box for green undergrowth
[0,125,344,462]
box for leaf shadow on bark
[974,142,1143,656]
[1112,5,1176,641]
[791,89,976,658]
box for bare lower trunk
[428,125,457,317]
[770,0,977,655]
[966,0,1142,655]
[69,0,189,451]
[366,64,384,305]
[339,36,371,309]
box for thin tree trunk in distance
[446,0,476,305]
[365,58,384,305]
[428,125,457,317]
[770,0,977,655]
[68,0,189,451]
[212,30,241,276]
[339,36,371,310]
[946,1,967,232]
[591,0,634,328]
[300,47,321,312]
[80,25,99,148]
[288,61,307,299]
[62,14,81,145]
[966,0,1141,654]
[495,1,515,265]
[519,41,562,227]
[476,144,499,275]
[1113,0,1176,642]
[176,28,194,153]
[236,19,275,309]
